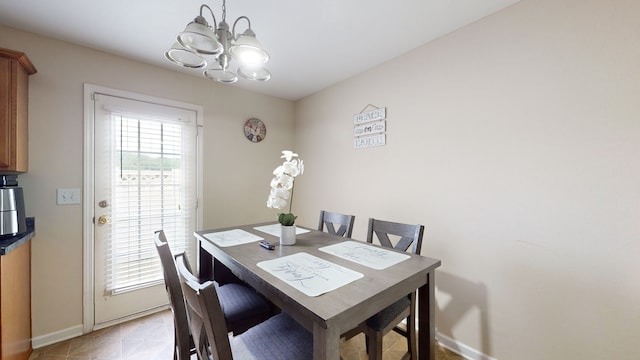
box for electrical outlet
[57,188,81,205]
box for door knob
[98,215,110,225]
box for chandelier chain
[221,0,226,22]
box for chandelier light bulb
[230,29,269,66]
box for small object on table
[259,241,275,250]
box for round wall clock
[244,118,266,142]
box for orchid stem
[289,181,295,214]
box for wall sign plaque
[353,105,387,149]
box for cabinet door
[0,240,32,360]
[0,50,34,173]
[0,57,13,170]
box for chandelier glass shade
[165,0,270,83]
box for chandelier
[165,0,270,83]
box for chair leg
[173,328,178,360]
[365,333,369,353]
[407,315,417,360]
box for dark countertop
[0,217,35,255]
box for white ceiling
[0,0,519,100]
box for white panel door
[91,92,199,326]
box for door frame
[82,83,203,333]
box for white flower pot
[280,225,296,245]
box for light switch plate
[57,188,81,205]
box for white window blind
[104,106,197,295]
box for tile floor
[29,310,465,360]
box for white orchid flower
[273,165,285,176]
[273,187,290,199]
[272,174,293,189]
[282,160,300,177]
[281,178,294,190]
[267,150,304,222]
[267,195,287,209]
[281,150,298,161]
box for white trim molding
[31,325,83,349]
[437,332,498,360]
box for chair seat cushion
[216,282,272,327]
[366,296,411,331]
[231,313,313,359]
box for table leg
[198,240,213,280]
[313,322,340,360]
[418,270,436,360]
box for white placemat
[202,229,264,247]
[257,252,363,297]
[319,240,410,270]
[253,223,311,237]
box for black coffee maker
[0,175,26,237]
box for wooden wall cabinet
[0,240,32,360]
[0,48,37,174]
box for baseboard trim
[32,324,84,349]
[436,332,497,360]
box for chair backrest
[366,218,424,255]
[153,230,192,360]
[317,210,356,238]
[176,253,234,360]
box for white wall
[293,0,640,358]
[0,26,293,341]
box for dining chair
[346,218,425,360]
[154,230,275,359]
[175,253,314,360]
[154,230,197,360]
[317,210,356,238]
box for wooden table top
[196,222,441,333]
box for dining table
[195,222,441,360]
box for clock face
[244,118,266,143]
